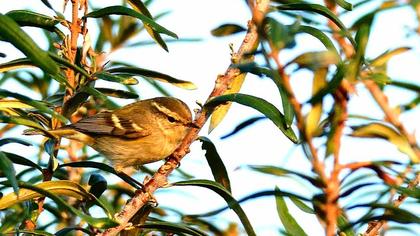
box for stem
[98,1,271,235]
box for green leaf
[54,227,92,236]
[5,10,60,28]
[275,186,307,236]
[186,189,311,218]
[138,222,207,236]
[0,151,19,194]
[263,17,296,51]
[389,80,420,93]
[336,0,353,11]
[198,137,231,192]
[0,89,67,122]
[289,196,315,214]
[289,51,340,70]
[370,47,411,67]
[221,116,266,139]
[307,64,345,104]
[297,25,340,58]
[211,23,246,37]
[0,137,31,147]
[127,0,170,51]
[3,151,43,172]
[276,3,356,47]
[173,179,256,236]
[95,87,139,99]
[364,72,391,85]
[58,161,140,188]
[0,115,45,130]
[305,68,327,137]
[62,91,90,118]
[205,93,298,143]
[9,230,54,236]
[351,123,419,163]
[337,214,355,236]
[249,165,324,187]
[84,6,177,39]
[94,71,139,85]
[0,56,82,86]
[0,13,59,75]
[106,66,196,89]
[80,86,119,109]
[0,181,118,228]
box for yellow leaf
[370,47,411,68]
[306,68,327,136]
[0,59,35,72]
[351,123,419,163]
[209,73,246,133]
[0,99,34,109]
[0,180,93,210]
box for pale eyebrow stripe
[151,101,188,124]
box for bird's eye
[167,116,176,123]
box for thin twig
[364,173,420,236]
[98,1,271,235]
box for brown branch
[322,2,353,235]
[98,1,270,235]
[364,172,420,236]
[363,80,420,157]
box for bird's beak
[187,122,200,129]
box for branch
[364,172,420,236]
[98,1,271,235]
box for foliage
[0,0,419,235]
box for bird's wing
[64,111,151,139]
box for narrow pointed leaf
[297,25,340,58]
[370,47,411,67]
[276,3,355,47]
[199,137,231,192]
[0,138,31,147]
[351,123,418,163]
[0,115,45,130]
[173,179,256,236]
[211,23,246,37]
[389,80,420,93]
[290,51,340,70]
[0,181,118,228]
[206,93,298,143]
[306,68,327,136]
[0,151,18,194]
[0,180,93,209]
[307,65,345,104]
[0,89,67,122]
[106,66,196,89]
[221,116,266,139]
[127,0,169,51]
[138,222,207,236]
[209,73,246,133]
[0,14,59,75]
[95,87,139,99]
[84,6,177,39]
[275,186,307,236]
[249,165,324,187]
[94,71,138,85]
[289,196,315,214]
[6,10,60,28]
[336,0,353,11]
[59,161,140,188]
[3,151,42,172]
